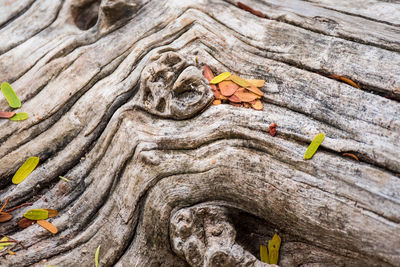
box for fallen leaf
[12,156,39,184]
[18,217,35,228]
[0,237,12,250]
[237,2,266,18]
[37,220,58,234]
[23,209,48,220]
[329,75,360,89]
[1,82,21,108]
[260,244,269,263]
[230,75,249,87]
[342,153,359,161]
[219,81,239,96]
[213,99,221,105]
[203,65,217,91]
[0,213,12,223]
[45,209,58,218]
[228,94,241,103]
[230,102,242,107]
[247,85,263,96]
[268,233,281,264]
[9,112,29,121]
[246,79,265,87]
[210,72,231,84]
[0,111,15,119]
[250,99,263,110]
[95,245,101,267]
[59,176,71,182]
[0,198,8,213]
[234,90,258,102]
[213,89,221,99]
[304,133,325,160]
[7,250,15,255]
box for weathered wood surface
[0,0,399,266]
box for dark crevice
[71,0,100,31]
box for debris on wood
[328,75,360,89]
[304,133,325,160]
[237,2,266,18]
[269,123,277,136]
[342,153,359,161]
[0,111,15,119]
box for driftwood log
[0,0,400,266]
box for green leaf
[23,209,48,220]
[59,176,71,182]
[95,245,101,267]
[210,72,231,84]
[1,82,21,108]
[268,233,281,264]
[0,237,12,250]
[9,112,28,121]
[304,133,325,160]
[12,156,39,184]
[260,244,269,263]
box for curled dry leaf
[342,153,359,162]
[37,220,58,234]
[0,213,12,222]
[0,111,15,119]
[250,99,263,110]
[12,156,40,184]
[213,99,221,105]
[329,74,360,89]
[1,82,21,109]
[45,209,58,218]
[219,81,239,96]
[18,217,35,228]
[210,72,231,84]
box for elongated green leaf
[59,176,71,182]
[1,82,21,108]
[10,112,28,121]
[95,245,101,267]
[0,237,12,250]
[304,133,325,160]
[210,72,231,84]
[12,156,39,184]
[23,209,48,220]
[260,244,269,263]
[268,233,281,264]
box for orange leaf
[329,75,360,89]
[234,90,258,102]
[0,213,12,223]
[203,65,214,82]
[37,220,58,234]
[246,79,265,87]
[0,198,8,213]
[342,153,359,161]
[247,85,263,96]
[213,88,221,99]
[213,99,221,105]
[228,94,241,103]
[18,217,35,229]
[219,81,239,96]
[0,111,15,119]
[250,99,263,110]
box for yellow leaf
[210,72,231,84]
[304,133,325,160]
[0,237,12,250]
[260,244,269,263]
[95,245,101,267]
[246,79,265,87]
[268,233,281,264]
[12,156,39,184]
[7,250,16,255]
[230,75,249,87]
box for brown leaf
[213,89,221,99]
[228,94,241,103]
[18,217,35,229]
[213,99,221,105]
[219,94,228,100]
[234,90,258,102]
[0,111,15,119]
[0,213,12,223]
[37,220,58,234]
[45,209,58,218]
[250,99,263,110]
[219,81,239,96]
[230,102,243,107]
[269,123,277,137]
[203,65,214,82]
[342,153,359,162]
[237,2,266,18]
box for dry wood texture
[0,0,399,266]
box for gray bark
[0,0,399,266]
